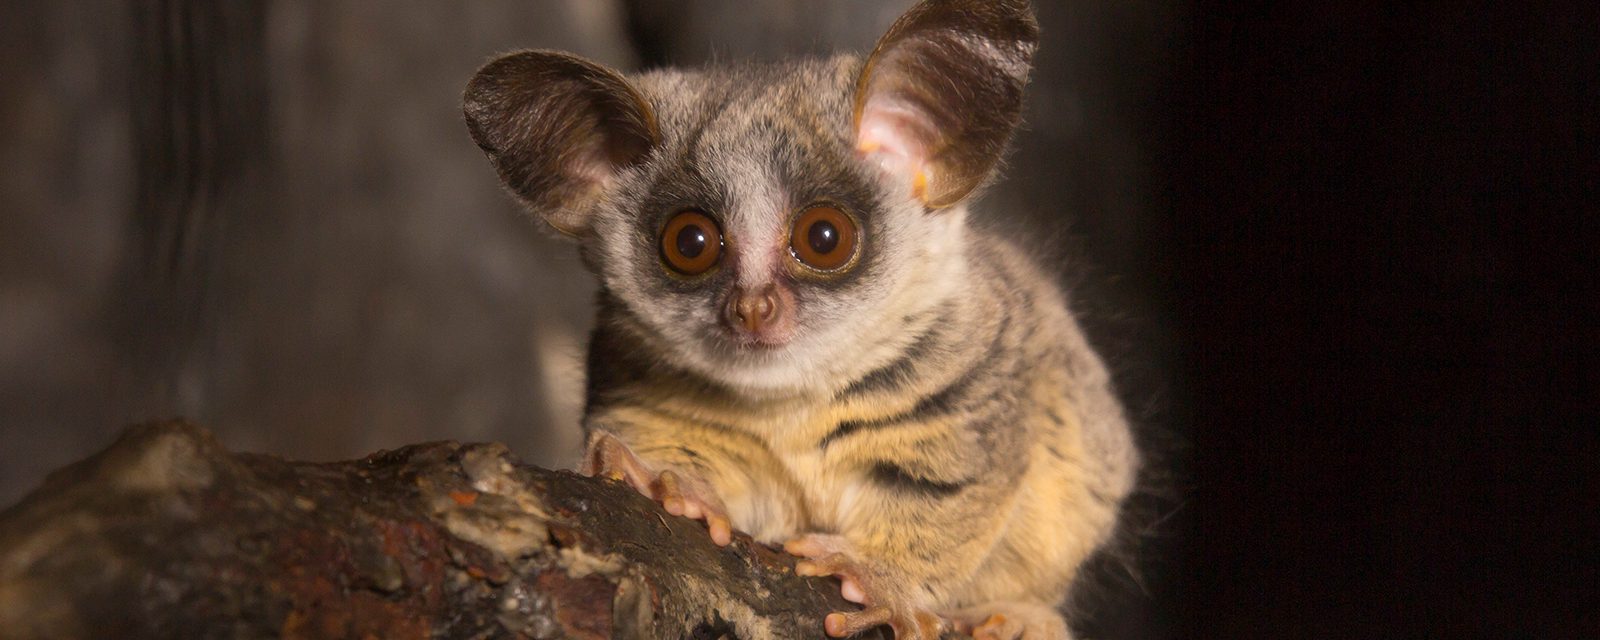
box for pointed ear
[854,0,1038,209]
[464,50,657,235]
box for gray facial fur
[464,4,1137,635]
[582,57,970,395]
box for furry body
[464,2,1138,636]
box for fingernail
[841,580,866,603]
[824,613,847,637]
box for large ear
[854,0,1038,208]
[463,50,657,235]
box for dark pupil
[675,224,707,259]
[807,220,839,255]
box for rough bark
[0,421,896,640]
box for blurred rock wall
[1,0,638,504]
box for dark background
[1,1,1595,637]
[1169,2,1597,637]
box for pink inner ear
[856,99,936,197]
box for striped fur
[465,1,1139,635]
[586,230,1137,615]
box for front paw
[581,431,734,546]
[785,534,945,639]
[947,603,1072,640]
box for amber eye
[790,205,858,272]
[660,210,722,275]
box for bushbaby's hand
[947,602,1073,640]
[581,431,734,546]
[786,533,944,639]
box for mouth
[723,329,791,351]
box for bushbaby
[463,1,1138,637]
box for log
[0,421,898,639]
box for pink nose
[726,283,781,334]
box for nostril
[731,295,760,331]
[759,289,779,321]
[727,285,782,334]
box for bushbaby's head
[464,0,1036,393]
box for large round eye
[790,205,858,272]
[660,210,722,275]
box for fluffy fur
[464,2,1137,637]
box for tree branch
[0,421,897,639]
